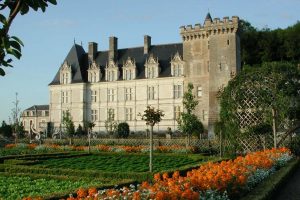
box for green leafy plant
[0,0,57,76]
[116,122,130,138]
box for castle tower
[180,13,241,136]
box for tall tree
[139,106,164,172]
[177,83,204,145]
[62,110,75,144]
[0,0,57,76]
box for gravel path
[273,164,300,200]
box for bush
[288,135,300,156]
[117,122,130,138]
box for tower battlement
[180,15,239,41]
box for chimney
[144,35,151,54]
[109,36,118,61]
[88,42,98,61]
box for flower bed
[2,143,197,155]
[64,148,293,200]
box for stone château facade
[47,13,240,135]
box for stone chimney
[88,42,98,61]
[144,35,151,54]
[109,36,118,61]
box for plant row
[3,143,204,155]
[63,147,293,200]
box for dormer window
[145,54,160,79]
[88,61,101,83]
[123,57,136,80]
[171,52,184,77]
[60,61,72,84]
[105,59,119,81]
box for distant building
[30,13,240,136]
[21,105,49,133]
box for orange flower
[77,188,87,198]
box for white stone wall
[49,77,184,133]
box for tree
[116,122,130,138]
[0,0,57,76]
[219,62,300,149]
[177,83,204,146]
[139,106,164,172]
[62,110,75,144]
[75,124,85,136]
[105,109,118,135]
[0,121,12,138]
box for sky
[0,0,299,123]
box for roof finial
[74,38,76,44]
[81,41,83,46]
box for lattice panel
[233,85,270,129]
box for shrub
[288,135,300,156]
[117,122,130,138]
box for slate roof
[24,105,49,111]
[49,42,183,85]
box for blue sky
[0,0,299,123]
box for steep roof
[24,105,49,111]
[49,42,182,85]
[205,12,212,21]
[49,44,86,85]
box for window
[26,111,30,116]
[62,72,69,84]
[147,67,155,79]
[108,108,115,120]
[173,65,182,77]
[37,111,42,116]
[207,61,210,72]
[91,109,98,121]
[45,111,49,116]
[125,108,133,121]
[108,89,116,102]
[197,86,203,97]
[227,39,230,45]
[148,86,155,100]
[125,88,132,101]
[173,85,182,99]
[91,90,97,102]
[174,106,181,120]
[107,71,116,81]
[124,69,133,80]
[62,91,69,103]
[203,110,208,121]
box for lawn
[0,152,214,199]
[33,153,206,172]
[0,173,106,200]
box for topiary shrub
[116,122,130,138]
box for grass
[33,153,207,173]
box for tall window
[124,69,133,80]
[108,89,116,102]
[174,106,181,120]
[108,108,115,120]
[91,109,98,121]
[173,65,182,76]
[62,73,69,84]
[91,90,97,102]
[62,91,69,103]
[202,110,208,121]
[173,85,182,99]
[197,86,203,97]
[125,88,132,101]
[125,108,133,121]
[147,67,155,79]
[148,86,155,100]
